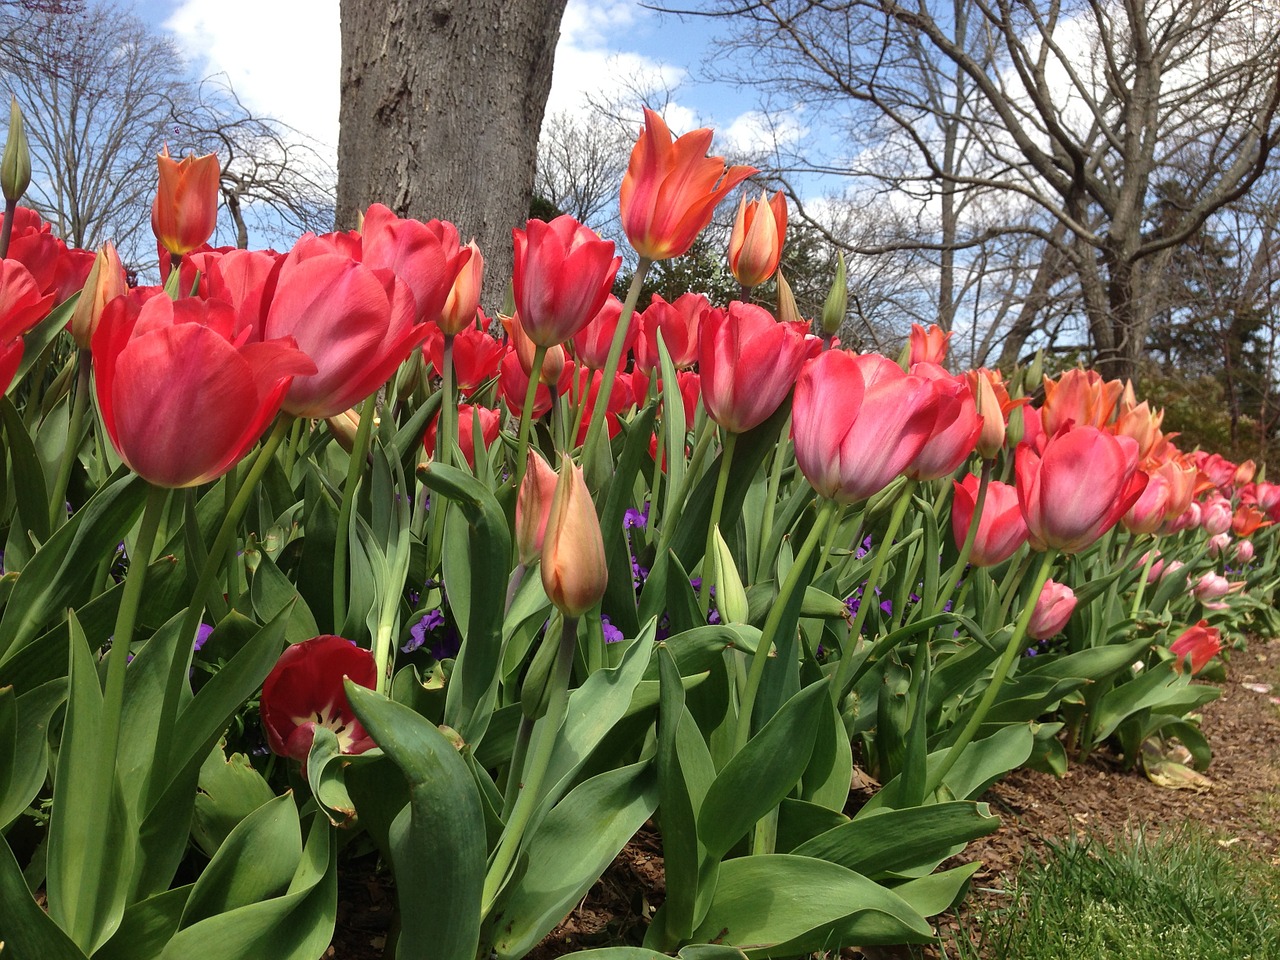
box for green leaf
[249,551,319,645]
[697,680,828,861]
[305,725,362,827]
[93,886,192,960]
[491,760,659,960]
[10,295,77,388]
[45,611,135,955]
[192,742,278,858]
[599,403,658,640]
[793,802,999,879]
[0,678,65,830]
[0,396,50,545]
[346,682,485,960]
[866,723,1035,812]
[688,855,933,955]
[799,696,854,813]
[0,835,90,960]
[890,861,981,916]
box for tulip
[728,189,787,288]
[904,366,980,481]
[260,635,378,761]
[423,403,501,470]
[516,450,561,565]
[1136,550,1165,583]
[966,368,1022,459]
[0,257,56,391]
[425,322,505,393]
[264,253,423,420]
[438,239,485,335]
[92,292,315,488]
[572,296,630,371]
[791,349,943,503]
[1169,620,1222,675]
[1,206,92,301]
[1205,532,1231,558]
[1112,400,1163,459]
[634,292,708,371]
[1026,579,1076,640]
[150,147,220,257]
[1231,539,1255,564]
[1233,459,1257,489]
[573,367,635,446]
[361,204,474,329]
[1231,503,1270,537]
[951,474,1028,567]
[1191,572,1232,603]
[497,349,573,421]
[1040,368,1124,435]
[502,313,566,386]
[908,323,951,367]
[199,248,283,337]
[1015,426,1148,553]
[511,215,620,348]
[620,107,757,261]
[1199,497,1232,536]
[700,301,819,434]
[540,456,608,616]
[66,243,127,350]
[1121,471,1172,535]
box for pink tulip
[1205,532,1231,558]
[951,474,1028,567]
[1200,497,1233,536]
[1191,572,1231,603]
[1027,579,1076,640]
[1121,471,1172,535]
[1232,539,1255,564]
[905,366,980,481]
[1015,426,1148,553]
[700,301,819,434]
[791,349,942,503]
[361,203,474,329]
[512,215,621,348]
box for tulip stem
[1130,538,1159,619]
[699,430,737,615]
[144,416,293,814]
[0,198,15,258]
[755,429,790,581]
[736,498,838,750]
[437,334,457,468]
[483,614,579,915]
[832,479,917,702]
[48,348,92,530]
[514,344,548,490]
[582,257,652,485]
[925,549,1056,796]
[939,459,993,609]
[550,385,566,455]
[568,375,589,452]
[334,393,378,633]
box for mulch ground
[325,636,1280,959]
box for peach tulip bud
[1027,579,1076,641]
[540,455,608,616]
[151,146,220,256]
[326,407,361,454]
[438,239,484,335]
[728,189,787,288]
[502,313,566,385]
[1170,620,1222,675]
[68,242,127,350]
[516,450,559,566]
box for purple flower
[402,608,447,654]
[601,615,624,643]
[193,622,215,652]
[624,503,650,530]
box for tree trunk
[337,0,569,309]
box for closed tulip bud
[326,407,362,454]
[728,189,787,288]
[1191,572,1231,603]
[1200,497,1232,536]
[2,97,30,203]
[151,147,220,256]
[711,524,749,625]
[1205,532,1231,558]
[516,450,559,565]
[951,474,1028,567]
[820,250,847,338]
[1232,539,1254,564]
[502,313,566,385]
[541,456,607,616]
[438,239,484,335]
[1027,579,1076,641]
[774,267,803,326]
[1170,620,1222,675]
[67,242,126,349]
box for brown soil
[326,636,1280,959]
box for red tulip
[92,292,315,488]
[1169,620,1221,675]
[904,366,980,481]
[1027,579,1076,641]
[1232,503,1270,536]
[194,248,282,337]
[572,295,630,371]
[619,107,756,261]
[151,147,220,256]
[361,203,474,329]
[634,292,708,371]
[700,301,818,434]
[260,635,378,761]
[791,349,942,503]
[425,322,505,393]
[264,253,423,419]
[541,456,608,616]
[0,258,56,391]
[951,474,1028,567]
[728,189,787,288]
[511,215,620,348]
[423,403,502,469]
[497,349,573,420]
[1015,426,1147,553]
[573,366,635,446]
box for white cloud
[720,108,808,158]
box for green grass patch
[952,829,1280,960]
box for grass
[947,828,1280,960]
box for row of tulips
[1,99,1277,960]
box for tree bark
[337,0,569,308]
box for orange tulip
[540,455,608,616]
[1170,620,1222,675]
[620,108,756,261]
[728,190,787,287]
[908,323,951,367]
[150,147,220,256]
[1040,368,1124,435]
[438,239,485,336]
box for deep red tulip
[260,635,378,761]
[700,301,818,433]
[791,349,942,503]
[1015,426,1148,553]
[1170,620,1222,675]
[361,203,473,329]
[151,147,220,256]
[620,107,756,261]
[728,190,787,288]
[512,215,620,348]
[265,253,422,419]
[951,474,1028,567]
[1027,579,1076,641]
[92,292,315,488]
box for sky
[142,0,772,165]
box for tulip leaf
[305,725,361,827]
[0,677,65,830]
[890,861,982,916]
[490,760,659,960]
[93,886,192,960]
[0,395,50,546]
[799,695,854,813]
[0,834,90,960]
[698,679,828,861]
[774,798,849,853]
[10,294,77,388]
[686,854,934,955]
[389,387,444,469]
[0,469,143,662]
[45,611,136,955]
[192,741,278,857]
[249,550,319,645]
[346,682,485,960]
[656,333,688,541]
[599,403,657,639]
[793,801,999,879]
[641,624,759,681]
